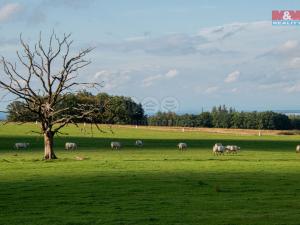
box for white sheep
[65,142,77,150]
[14,143,30,150]
[225,145,240,154]
[296,145,300,153]
[135,140,143,147]
[178,142,187,151]
[213,143,224,155]
[111,141,121,150]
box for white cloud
[204,86,219,94]
[289,57,300,68]
[285,83,300,93]
[280,40,298,51]
[231,88,238,93]
[225,70,240,83]
[125,36,148,42]
[257,82,300,94]
[94,70,110,79]
[259,39,300,59]
[97,33,208,55]
[142,69,179,87]
[0,3,22,22]
[258,83,287,90]
[198,22,245,41]
[165,69,179,78]
[93,69,131,92]
[197,21,271,42]
[142,74,163,87]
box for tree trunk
[44,131,57,160]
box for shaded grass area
[0,135,300,152]
[1,164,300,225]
[1,149,300,225]
[1,124,300,224]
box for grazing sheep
[135,140,143,147]
[65,142,77,150]
[296,145,300,153]
[225,145,240,154]
[14,143,30,150]
[213,143,224,155]
[111,141,121,150]
[178,142,187,151]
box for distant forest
[6,92,300,130]
[148,106,300,130]
[7,91,147,125]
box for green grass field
[1,123,300,225]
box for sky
[1,0,300,114]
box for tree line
[148,105,300,130]
[7,97,300,130]
[7,91,147,125]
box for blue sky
[1,0,300,114]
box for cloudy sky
[1,0,300,114]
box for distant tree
[289,115,300,130]
[0,32,101,159]
[7,101,38,122]
[198,112,213,127]
[257,111,291,130]
[258,112,276,130]
[211,105,232,128]
[231,112,244,129]
[273,113,291,130]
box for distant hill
[275,110,300,115]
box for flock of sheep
[12,141,300,154]
[65,141,241,154]
[212,143,240,155]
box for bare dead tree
[0,32,101,159]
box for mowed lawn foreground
[1,123,300,225]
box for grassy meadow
[1,123,300,225]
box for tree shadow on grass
[0,135,299,152]
[1,171,300,225]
